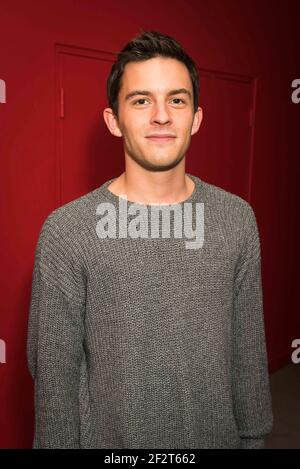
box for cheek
[177,126,193,142]
[123,126,145,148]
[125,116,146,137]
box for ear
[191,106,203,136]
[103,108,123,137]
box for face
[104,56,203,172]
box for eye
[132,97,186,106]
[133,98,149,105]
[172,98,185,104]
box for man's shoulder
[197,178,260,249]
[199,178,256,219]
[38,182,110,241]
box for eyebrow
[124,88,192,101]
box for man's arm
[26,215,86,448]
[232,203,273,449]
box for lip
[146,135,176,143]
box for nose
[150,100,172,125]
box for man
[27,30,273,448]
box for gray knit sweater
[27,173,273,449]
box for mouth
[145,136,176,143]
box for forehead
[120,57,192,95]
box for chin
[127,148,184,172]
[141,157,184,172]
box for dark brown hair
[106,30,200,118]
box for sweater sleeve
[232,203,273,449]
[26,214,86,448]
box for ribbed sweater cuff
[240,437,265,449]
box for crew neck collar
[97,172,202,208]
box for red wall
[0,0,299,448]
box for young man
[27,30,273,449]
